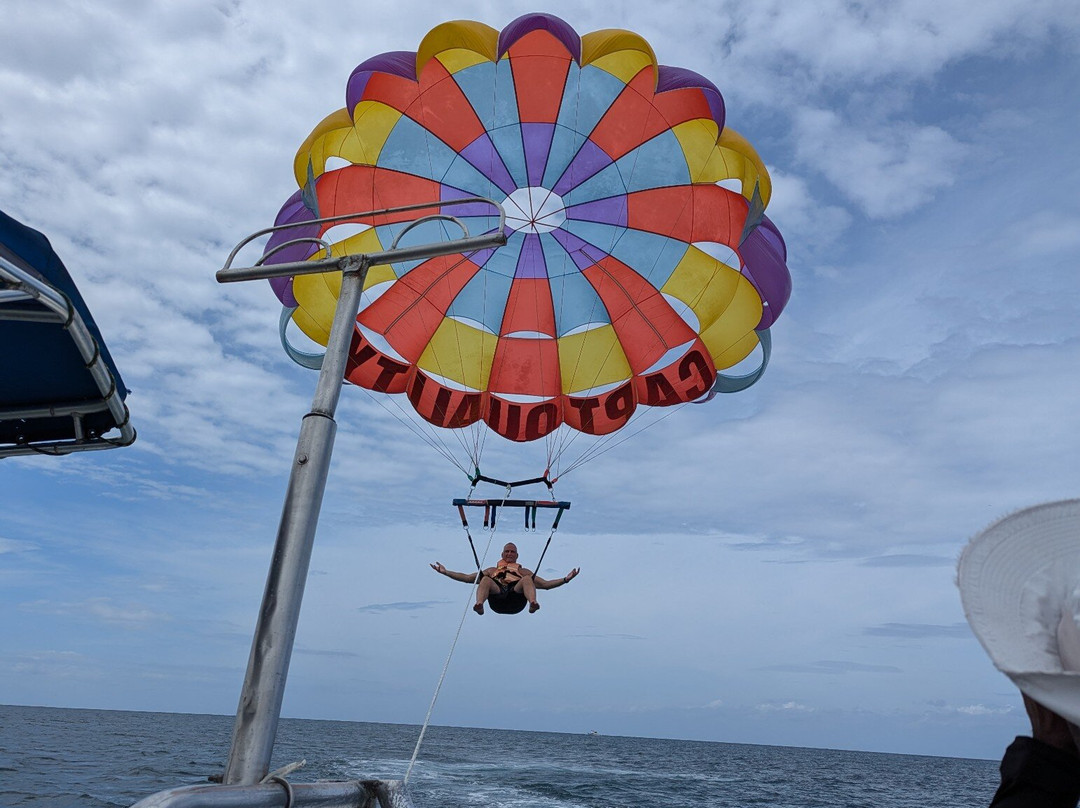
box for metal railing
[130,778,407,808]
[0,253,135,457]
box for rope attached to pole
[403,485,512,786]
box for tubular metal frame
[0,253,135,458]
[129,778,403,808]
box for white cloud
[954,703,1014,716]
[9,650,91,678]
[0,537,37,554]
[793,107,966,218]
[717,0,1080,89]
[757,700,817,713]
[20,598,170,629]
[1010,211,1080,257]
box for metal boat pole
[211,199,504,789]
[223,256,369,785]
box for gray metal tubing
[0,308,64,322]
[0,288,37,303]
[1,399,111,420]
[388,214,468,247]
[0,254,135,452]
[216,230,505,284]
[219,196,505,275]
[1,255,76,323]
[0,439,130,458]
[223,264,368,785]
[130,779,386,808]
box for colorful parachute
[264,13,790,448]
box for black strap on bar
[468,468,556,494]
[464,528,482,571]
[453,505,483,572]
[534,531,555,573]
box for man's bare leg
[474,577,496,614]
[517,575,539,613]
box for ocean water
[0,705,1000,807]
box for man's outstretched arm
[431,562,483,584]
[533,567,580,590]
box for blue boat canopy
[0,208,135,457]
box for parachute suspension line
[356,386,470,475]
[546,421,591,477]
[561,410,674,477]
[403,485,511,787]
[532,505,567,572]
[473,419,489,471]
[559,402,689,479]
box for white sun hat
[957,499,1080,727]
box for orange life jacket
[494,560,523,583]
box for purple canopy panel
[498,13,582,62]
[552,139,614,197]
[515,233,547,279]
[564,196,628,228]
[460,134,518,197]
[264,189,324,307]
[739,216,791,329]
[522,123,557,188]
[551,229,607,271]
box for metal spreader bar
[454,498,571,531]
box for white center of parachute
[502,187,566,234]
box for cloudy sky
[2,0,1079,764]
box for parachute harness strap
[533,504,567,572]
[403,484,511,786]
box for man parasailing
[431,542,579,615]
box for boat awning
[0,208,135,457]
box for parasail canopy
[263,12,791,458]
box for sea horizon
[0,701,997,762]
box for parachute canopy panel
[266,13,792,444]
[0,209,134,457]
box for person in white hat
[958,499,1080,807]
